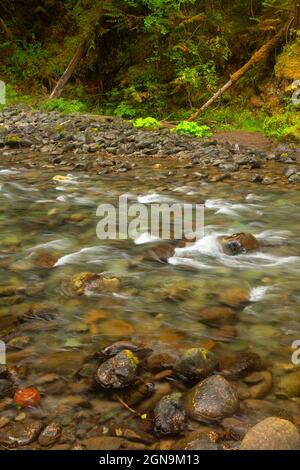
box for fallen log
[188,24,288,121]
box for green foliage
[43,98,86,114]
[263,110,300,140]
[3,41,49,83]
[133,117,161,129]
[174,121,212,138]
[113,102,139,117]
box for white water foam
[250,286,270,302]
[134,233,160,245]
[169,231,300,270]
[54,246,106,267]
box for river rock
[96,341,151,362]
[173,428,219,450]
[71,272,120,295]
[218,233,259,255]
[244,371,273,399]
[95,349,139,389]
[81,436,123,450]
[174,348,219,380]
[38,422,62,447]
[143,242,176,263]
[240,417,300,450]
[218,287,250,308]
[198,306,236,324]
[146,351,178,371]
[0,419,43,447]
[276,370,300,398]
[220,352,262,379]
[154,393,187,436]
[183,375,239,422]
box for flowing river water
[1,158,300,449]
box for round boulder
[174,348,219,380]
[240,417,300,450]
[183,375,239,422]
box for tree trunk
[49,42,87,100]
[48,4,107,100]
[295,0,300,30]
[188,25,287,121]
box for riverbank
[1,107,300,188]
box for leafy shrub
[43,98,86,114]
[133,117,161,129]
[174,121,212,138]
[263,111,300,141]
[113,102,138,118]
[4,41,49,83]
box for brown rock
[0,285,26,297]
[38,422,62,447]
[95,349,139,390]
[222,417,253,440]
[35,251,58,268]
[0,419,43,447]
[147,351,178,371]
[81,436,123,450]
[244,371,273,399]
[173,429,219,450]
[276,370,300,398]
[154,393,187,436]
[95,319,135,336]
[220,352,262,379]
[219,287,250,308]
[183,375,239,422]
[199,306,236,324]
[84,309,108,324]
[71,272,120,295]
[240,417,300,450]
[174,348,219,380]
[143,243,175,263]
[218,233,259,256]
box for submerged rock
[0,419,43,447]
[173,429,219,450]
[244,371,273,399]
[38,422,62,447]
[218,287,250,308]
[154,393,187,436]
[95,349,139,389]
[276,370,300,398]
[220,352,262,379]
[95,341,151,362]
[240,417,300,450]
[198,306,236,324]
[174,348,219,380]
[71,272,120,295]
[183,375,239,422]
[218,233,259,256]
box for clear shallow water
[1,165,300,412]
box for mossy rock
[275,40,300,81]
[5,134,21,148]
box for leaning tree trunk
[49,42,87,100]
[48,4,108,100]
[188,24,288,121]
